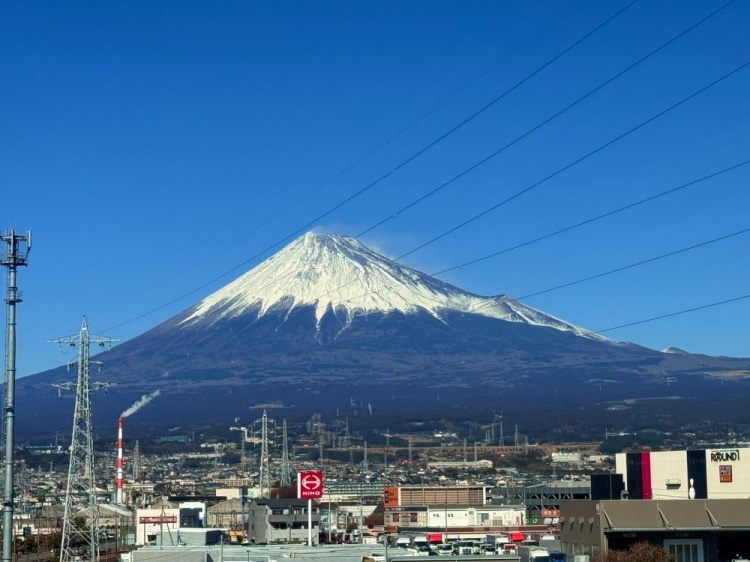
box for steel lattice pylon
[52,318,116,562]
[258,410,271,498]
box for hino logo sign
[710,450,740,462]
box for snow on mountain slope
[181,232,602,339]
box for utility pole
[51,318,116,562]
[280,420,291,487]
[384,430,390,477]
[132,440,141,480]
[1,228,31,562]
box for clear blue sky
[2,0,749,377]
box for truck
[519,545,552,562]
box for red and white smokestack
[117,417,124,504]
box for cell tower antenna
[50,317,117,562]
[280,419,291,487]
[1,228,30,562]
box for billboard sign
[139,515,177,524]
[297,470,324,499]
[720,464,733,483]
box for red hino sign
[297,470,324,499]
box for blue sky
[2,0,749,377]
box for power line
[149,3,579,286]
[516,226,750,301]
[204,158,746,335]
[293,64,750,311]
[101,1,638,333]
[433,158,750,276]
[357,0,737,239]
[222,0,638,267]
[597,293,750,333]
[396,58,750,261]
[333,222,750,324]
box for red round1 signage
[297,470,324,499]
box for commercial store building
[615,447,750,500]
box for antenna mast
[1,228,31,562]
[51,318,116,562]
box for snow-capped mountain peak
[181,232,600,339]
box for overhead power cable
[297,63,750,310]
[102,1,637,333]
[120,159,747,336]
[433,158,750,276]
[396,58,750,261]
[597,293,750,333]
[161,4,578,283]
[322,225,750,341]
[357,0,737,239]
[223,0,637,267]
[336,222,750,319]
[516,227,750,300]
[213,157,746,331]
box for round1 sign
[297,470,324,499]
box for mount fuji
[17,232,750,440]
[181,232,599,338]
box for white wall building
[135,508,180,546]
[615,447,750,500]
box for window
[410,513,419,523]
[391,514,400,522]
[665,539,704,562]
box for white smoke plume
[121,390,161,418]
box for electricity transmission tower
[1,228,31,562]
[51,318,116,562]
[254,410,276,498]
